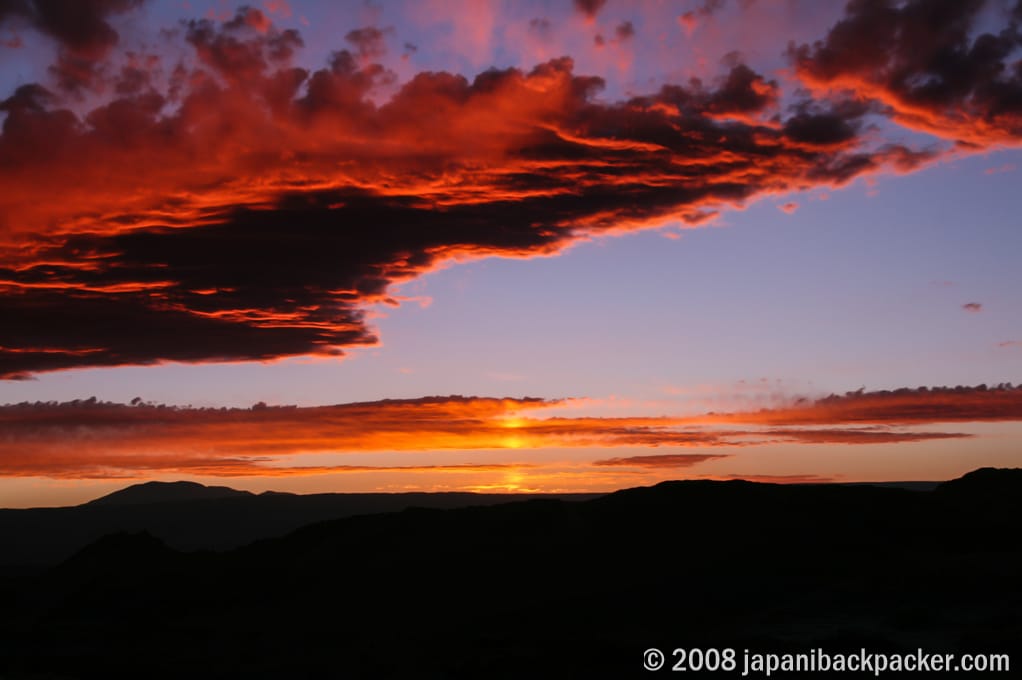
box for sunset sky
[1,0,1021,507]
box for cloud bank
[0,1,1019,378]
[2,383,1014,479]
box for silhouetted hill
[0,483,603,565]
[936,466,1022,497]
[85,480,253,506]
[0,469,1019,678]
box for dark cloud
[222,5,272,33]
[614,21,634,41]
[345,26,391,61]
[679,0,726,32]
[0,0,144,93]
[528,17,552,39]
[572,0,606,19]
[698,0,727,16]
[0,0,143,58]
[0,4,988,378]
[783,110,858,148]
[704,63,778,118]
[0,284,373,379]
[962,302,983,312]
[789,0,1022,145]
[760,428,970,445]
[185,11,304,84]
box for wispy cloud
[718,473,837,484]
[593,454,729,468]
[2,383,1012,479]
[695,384,1022,426]
[985,163,1016,175]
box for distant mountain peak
[84,480,252,507]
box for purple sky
[1,0,1020,506]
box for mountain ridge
[1,467,1018,678]
[0,483,604,566]
[84,480,255,506]
[1,469,1017,568]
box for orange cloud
[0,396,556,478]
[1,383,1011,479]
[0,4,962,379]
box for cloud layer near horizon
[2,1,1019,378]
[2,384,1016,479]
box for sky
[1,0,1021,507]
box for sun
[502,434,525,449]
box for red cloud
[573,0,607,20]
[985,163,1016,175]
[699,384,1022,426]
[678,0,726,36]
[789,0,1022,146]
[1,3,1013,377]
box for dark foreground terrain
[0,481,602,565]
[1,469,1019,678]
